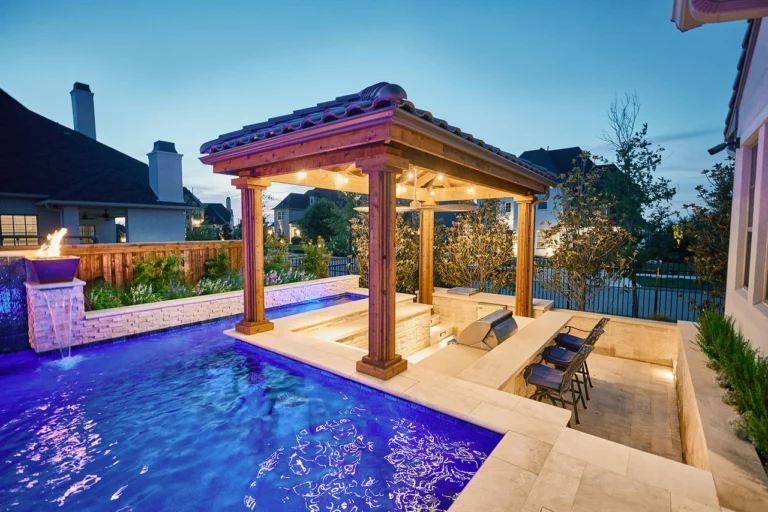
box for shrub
[264,233,289,273]
[122,283,160,305]
[300,237,331,279]
[85,283,123,310]
[291,236,303,245]
[195,277,238,295]
[204,251,232,280]
[264,269,313,286]
[132,255,184,293]
[696,311,768,465]
[163,280,195,300]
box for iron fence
[287,256,357,278]
[490,259,723,322]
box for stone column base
[25,279,85,353]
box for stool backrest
[584,327,606,347]
[595,317,610,332]
[559,343,595,390]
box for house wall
[0,198,61,244]
[274,208,304,238]
[501,193,557,258]
[126,208,185,242]
[727,19,768,354]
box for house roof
[200,82,557,184]
[183,187,204,209]
[0,88,187,208]
[725,19,759,143]
[204,203,232,226]
[517,147,594,179]
[273,188,344,210]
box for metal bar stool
[523,345,595,427]
[554,318,609,392]
[543,328,604,401]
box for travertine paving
[572,354,683,462]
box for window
[744,144,758,288]
[309,197,316,205]
[0,214,37,246]
[79,225,95,243]
[276,211,285,221]
[537,201,548,210]
[503,202,512,214]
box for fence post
[653,261,660,316]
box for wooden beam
[419,209,435,305]
[234,177,274,335]
[515,198,535,317]
[392,143,538,197]
[356,157,408,380]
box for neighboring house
[498,147,591,257]
[183,188,234,239]
[183,187,205,231]
[273,188,344,239]
[675,4,768,354]
[0,83,191,245]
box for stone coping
[225,323,721,512]
[24,278,86,291]
[433,287,554,311]
[457,310,573,390]
[82,275,360,320]
[554,308,680,329]
[676,321,768,512]
[273,290,417,332]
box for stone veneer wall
[555,309,679,367]
[25,275,360,353]
[675,321,768,512]
[432,295,548,334]
[335,309,431,358]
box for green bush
[696,311,768,465]
[122,283,160,305]
[300,237,331,279]
[291,236,303,245]
[195,277,236,295]
[85,283,123,310]
[204,251,232,280]
[132,255,184,293]
[264,269,313,286]
[264,233,290,273]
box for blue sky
[0,0,746,222]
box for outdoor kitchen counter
[456,310,573,393]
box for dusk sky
[0,0,746,223]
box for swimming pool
[265,292,366,321]
[0,309,499,511]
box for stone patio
[573,354,683,462]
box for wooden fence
[1,241,243,287]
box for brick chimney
[147,141,183,203]
[70,82,96,139]
[226,197,234,226]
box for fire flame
[37,228,67,258]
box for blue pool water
[0,298,500,511]
[264,292,366,321]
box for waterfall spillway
[43,286,75,359]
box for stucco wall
[126,208,185,242]
[726,22,768,355]
[25,275,360,352]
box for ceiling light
[297,171,307,180]
[343,176,349,184]
[430,190,435,196]
[437,174,444,181]
[407,171,414,180]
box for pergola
[200,83,556,380]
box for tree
[542,153,636,311]
[350,213,419,293]
[296,198,344,242]
[683,158,733,311]
[220,224,233,240]
[300,236,332,279]
[327,192,365,256]
[600,93,676,316]
[435,199,516,293]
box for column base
[235,319,274,335]
[356,355,408,380]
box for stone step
[429,313,441,326]
[430,323,454,345]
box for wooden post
[233,177,274,335]
[356,156,408,380]
[419,209,435,305]
[515,197,535,317]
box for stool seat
[525,363,571,392]
[542,345,576,368]
[555,332,586,352]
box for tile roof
[725,19,758,143]
[0,88,187,208]
[200,82,557,183]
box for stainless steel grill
[455,309,518,350]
